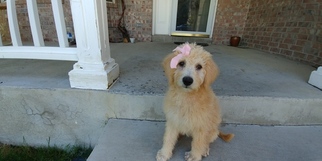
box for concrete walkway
[88,119,322,161]
[1,42,322,147]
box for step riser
[220,96,322,125]
[1,87,321,147]
[111,95,322,126]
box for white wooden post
[7,0,22,46]
[68,0,119,90]
[26,0,44,46]
[51,0,69,47]
[0,33,2,46]
[308,67,322,90]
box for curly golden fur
[156,43,234,161]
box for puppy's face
[163,44,219,92]
[174,53,206,91]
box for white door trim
[170,0,218,38]
[152,0,218,38]
[152,0,172,35]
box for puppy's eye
[178,61,185,67]
[196,64,202,70]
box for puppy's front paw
[184,151,201,161]
[156,150,170,161]
[202,147,209,157]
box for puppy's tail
[218,131,234,142]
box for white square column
[68,0,119,90]
[308,66,322,90]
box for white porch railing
[0,0,119,90]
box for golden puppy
[156,43,234,161]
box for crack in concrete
[57,104,83,121]
[21,99,85,126]
[21,97,55,125]
[41,111,55,125]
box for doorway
[170,0,216,38]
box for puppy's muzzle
[182,76,193,87]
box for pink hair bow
[170,44,191,68]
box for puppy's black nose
[182,76,193,86]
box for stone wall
[243,0,322,66]
[212,0,250,45]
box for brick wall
[243,0,322,66]
[107,2,123,43]
[2,0,152,43]
[2,0,321,65]
[0,3,10,43]
[1,0,73,43]
[107,0,153,42]
[212,0,250,45]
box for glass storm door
[171,0,216,38]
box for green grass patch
[0,143,92,161]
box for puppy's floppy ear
[204,56,219,86]
[162,53,176,85]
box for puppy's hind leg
[156,123,179,161]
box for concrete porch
[0,42,321,147]
[1,42,320,97]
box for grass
[0,143,92,161]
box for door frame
[169,0,218,38]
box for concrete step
[1,43,322,147]
[87,119,322,161]
[1,86,321,148]
[1,43,321,126]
